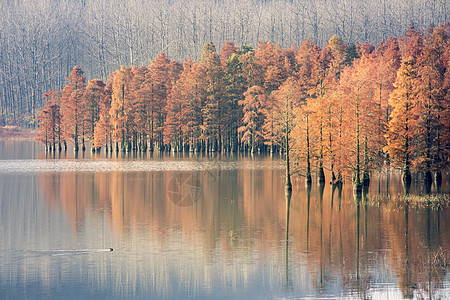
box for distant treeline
[36,24,449,183]
[1,0,448,125]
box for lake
[0,140,449,299]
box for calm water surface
[0,140,449,299]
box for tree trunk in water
[403,103,412,185]
[362,136,370,186]
[306,115,312,186]
[285,97,292,192]
[354,92,362,194]
[318,123,325,184]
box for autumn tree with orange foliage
[413,25,449,183]
[147,53,182,150]
[238,86,266,153]
[220,41,239,67]
[198,42,226,151]
[271,77,303,191]
[164,59,199,152]
[223,53,247,152]
[291,39,323,184]
[335,63,374,192]
[303,41,332,184]
[130,66,150,151]
[371,37,402,164]
[385,57,417,184]
[61,66,86,152]
[83,79,105,151]
[109,66,133,152]
[36,91,62,152]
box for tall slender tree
[413,25,449,182]
[36,91,62,152]
[385,57,417,184]
[238,86,266,153]
[61,66,86,152]
[83,79,105,151]
[199,42,224,151]
[109,66,133,151]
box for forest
[35,24,450,188]
[1,0,448,126]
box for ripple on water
[0,159,284,174]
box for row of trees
[36,24,450,187]
[1,0,448,125]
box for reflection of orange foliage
[384,202,450,298]
[37,162,450,294]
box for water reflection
[285,189,292,291]
[0,143,449,298]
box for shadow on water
[355,193,361,291]
[352,187,372,299]
[285,189,293,291]
[306,184,311,252]
[318,182,325,289]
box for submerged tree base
[402,170,412,185]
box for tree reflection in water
[0,155,447,298]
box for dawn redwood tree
[413,25,449,182]
[185,60,208,152]
[164,60,195,151]
[36,91,62,152]
[147,53,181,150]
[255,42,287,153]
[199,42,224,151]
[139,66,157,151]
[295,38,322,184]
[220,41,239,67]
[350,54,387,186]
[238,86,266,153]
[238,45,259,89]
[271,77,302,191]
[83,79,105,151]
[327,35,347,79]
[61,66,86,152]
[263,60,286,94]
[165,59,206,152]
[325,85,348,183]
[303,41,332,184]
[443,36,450,182]
[223,53,247,151]
[164,89,184,151]
[345,42,360,65]
[254,42,285,91]
[109,66,133,151]
[93,81,112,151]
[337,62,377,193]
[372,37,402,165]
[400,25,424,61]
[281,44,299,78]
[320,85,344,184]
[131,66,150,151]
[385,57,417,184]
[291,98,314,185]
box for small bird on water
[109,248,113,251]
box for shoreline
[0,126,36,140]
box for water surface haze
[0,140,449,299]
